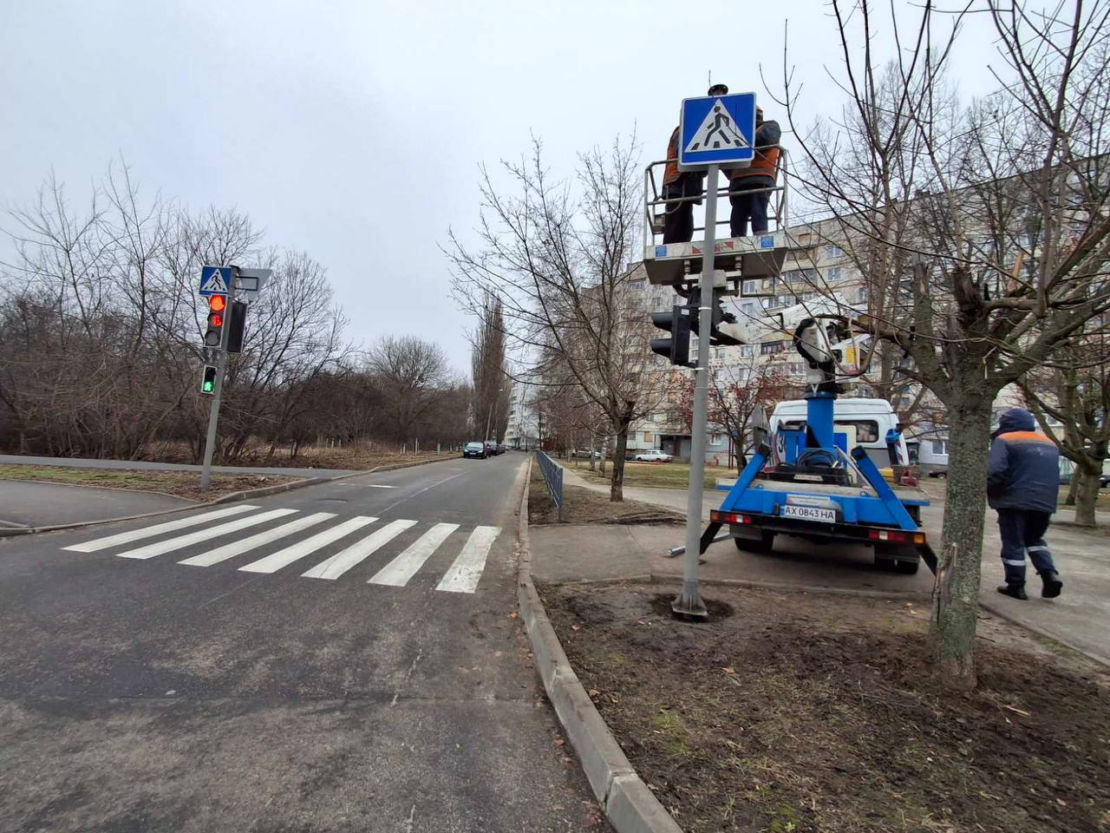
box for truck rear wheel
[735,532,775,555]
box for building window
[710,433,723,445]
[828,266,841,281]
[739,301,755,315]
[825,245,843,259]
[742,279,760,295]
[932,439,947,454]
[761,341,785,355]
[857,286,870,303]
[643,431,653,443]
[740,345,754,357]
[788,362,805,375]
[630,278,646,291]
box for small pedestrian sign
[199,266,232,297]
[679,93,757,170]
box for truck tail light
[869,530,926,544]
[711,511,754,525]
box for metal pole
[200,269,235,491]
[672,164,717,620]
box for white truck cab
[769,398,909,469]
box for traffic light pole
[672,164,717,621]
[200,269,236,491]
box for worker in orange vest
[727,105,781,238]
[661,83,729,244]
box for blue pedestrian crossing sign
[199,266,232,297]
[678,93,757,171]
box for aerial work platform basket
[641,150,791,290]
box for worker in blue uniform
[987,408,1064,600]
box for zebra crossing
[63,506,501,594]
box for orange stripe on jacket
[998,431,1054,444]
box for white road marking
[435,526,500,594]
[114,509,297,560]
[303,519,417,580]
[63,505,258,553]
[178,512,337,567]
[368,523,459,587]
[239,516,376,574]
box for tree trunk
[1063,472,1079,506]
[929,393,993,691]
[610,424,630,502]
[1073,465,1100,528]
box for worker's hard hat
[708,83,729,96]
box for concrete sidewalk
[0,480,196,528]
[552,466,1110,666]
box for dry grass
[578,460,736,491]
[0,465,299,503]
[140,440,458,472]
[528,469,682,526]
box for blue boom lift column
[700,312,937,575]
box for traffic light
[226,301,247,354]
[203,294,228,347]
[200,365,218,395]
[690,289,744,347]
[650,305,693,366]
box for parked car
[463,442,487,459]
[634,449,673,463]
[571,449,599,459]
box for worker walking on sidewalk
[988,407,1064,600]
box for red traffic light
[209,295,227,312]
[210,313,224,328]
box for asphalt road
[0,480,195,527]
[0,453,604,833]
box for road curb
[516,457,684,833]
[0,456,453,539]
[978,598,1110,670]
[648,572,928,601]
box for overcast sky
[1,1,1005,374]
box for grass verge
[576,460,736,491]
[542,581,1110,833]
[0,464,299,503]
[528,468,682,525]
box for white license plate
[781,504,837,523]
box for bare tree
[471,296,510,442]
[774,1,1110,688]
[366,335,454,445]
[449,136,667,500]
[1020,334,1110,527]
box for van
[768,398,909,469]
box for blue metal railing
[534,450,564,522]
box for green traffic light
[202,380,215,393]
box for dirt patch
[529,469,683,526]
[541,581,1110,833]
[0,465,298,503]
